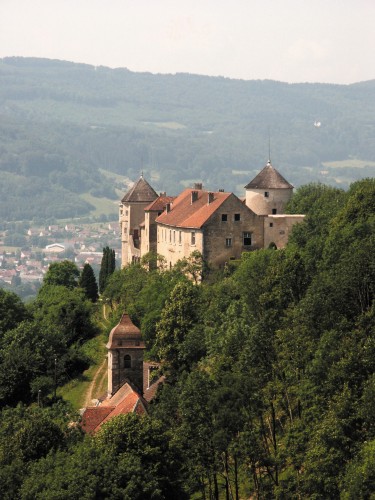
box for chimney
[219,189,224,192]
[159,192,166,197]
[193,182,202,190]
[208,192,214,204]
[191,191,198,203]
[166,203,171,213]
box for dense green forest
[0,179,374,498]
[0,57,374,221]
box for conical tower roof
[245,161,293,190]
[121,175,158,203]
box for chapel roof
[81,406,115,434]
[244,161,293,190]
[156,188,232,229]
[81,382,147,433]
[121,175,158,203]
[106,313,145,350]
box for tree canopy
[0,178,374,498]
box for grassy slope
[79,193,119,217]
[58,309,110,410]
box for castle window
[191,231,196,245]
[173,230,176,243]
[272,208,277,214]
[222,214,228,222]
[269,222,273,227]
[226,238,232,247]
[243,232,252,246]
[169,230,172,243]
[234,213,241,222]
[179,231,182,244]
[264,192,269,198]
[124,355,131,369]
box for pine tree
[99,247,116,294]
[79,263,99,302]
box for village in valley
[0,220,121,298]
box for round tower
[244,160,293,215]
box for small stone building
[81,314,162,433]
[106,314,145,396]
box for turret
[244,160,293,215]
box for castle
[119,161,305,269]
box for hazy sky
[1,0,374,84]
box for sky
[1,0,374,84]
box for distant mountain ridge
[0,57,374,221]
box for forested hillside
[0,178,374,498]
[1,57,374,221]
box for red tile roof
[156,188,232,229]
[145,196,175,212]
[81,406,114,434]
[143,376,165,402]
[81,383,148,433]
[95,392,146,431]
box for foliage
[20,413,187,500]
[43,260,80,289]
[0,288,29,338]
[32,285,95,346]
[98,246,116,294]
[79,263,99,302]
[0,178,374,498]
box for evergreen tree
[79,263,98,302]
[99,247,116,294]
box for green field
[80,193,119,217]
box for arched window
[124,354,131,368]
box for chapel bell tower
[106,314,145,397]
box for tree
[21,413,187,500]
[43,260,80,289]
[99,246,116,294]
[0,289,29,339]
[341,439,375,499]
[79,263,98,302]
[155,280,201,376]
[0,403,77,499]
[32,285,95,346]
